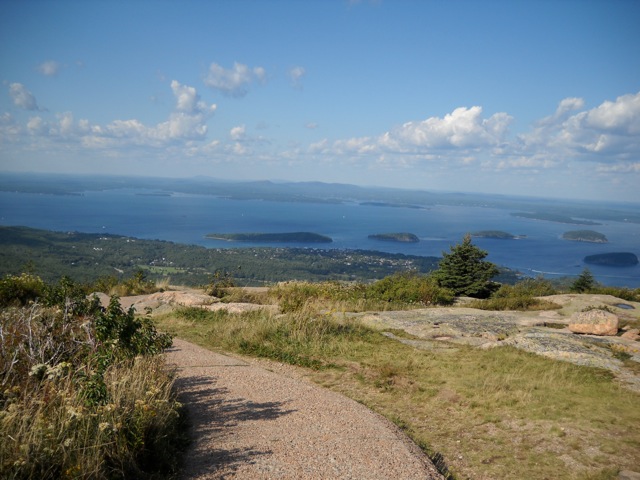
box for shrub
[591,286,639,302]
[0,275,178,479]
[204,270,237,299]
[0,273,47,307]
[493,277,557,298]
[366,272,454,306]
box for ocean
[1,189,639,288]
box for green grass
[156,293,640,480]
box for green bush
[591,286,639,302]
[0,273,47,307]
[366,272,455,306]
[204,270,237,299]
[0,275,179,479]
[493,277,557,298]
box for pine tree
[570,268,596,293]
[433,233,499,298]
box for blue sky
[1,0,639,201]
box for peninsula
[368,233,420,243]
[205,232,333,243]
[562,230,608,243]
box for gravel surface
[165,338,443,479]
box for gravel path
[165,338,443,479]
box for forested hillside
[0,226,458,286]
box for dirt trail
[165,338,443,479]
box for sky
[1,0,639,202]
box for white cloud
[230,125,246,141]
[584,92,640,135]
[11,80,217,150]
[289,66,306,89]
[203,62,267,97]
[170,80,216,115]
[322,106,513,161]
[519,91,640,161]
[9,83,41,111]
[390,107,512,150]
[38,60,61,76]
[26,116,47,135]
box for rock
[619,471,640,480]
[621,329,640,341]
[88,292,111,308]
[568,309,619,336]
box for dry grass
[1,356,185,479]
[157,293,640,480]
[0,298,185,479]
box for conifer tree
[433,233,499,298]
[570,268,596,293]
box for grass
[0,275,185,479]
[156,293,640,480]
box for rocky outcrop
[568,309,619,336]
[621,328,640,341]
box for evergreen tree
[433,233,499,298]
[570,268,596,293]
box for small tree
[570,268,596,293]
[433,233,499,298]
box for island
[562,230,608,243]
[368,233,420,243]
[584,252,639,267]
[511,212,601,226]
[360,202,425,210]
[205,232,333,243]
[471,230,524,239]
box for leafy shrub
[591,286,639,302]
[204,270,237,298]
[0,273,47,307]
[366,272,454,306]
[493,277,556,298]
[105,269,160,297]
[0,275,178,479]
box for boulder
[568,309,619,336]
[619,471,640,480]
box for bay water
[1,189,639,288]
